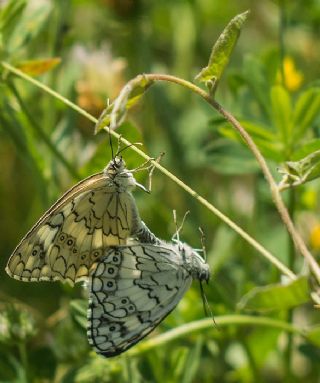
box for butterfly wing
[6,173,141,285]
[87,244,192,357]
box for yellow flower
[310,224,320,250]
[277,56,304,92]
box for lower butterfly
[6,156,159,285]
[87,242,210,357]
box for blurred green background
[1,0,320,382]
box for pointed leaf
[278,148,320,190]
[95,74,154,134]
[306,326,320,347]
[15,58,61,76]
[292,139,320,160]
[293,87,320,140]
[70,299,87,329]
[270,85,292,142]
[126,75,154,108]
[238,276,310,312]
[218,122,284,162]
[8,1,52,53]
[0,0,26,40]
[195,10,249,91]
[205,138,259,174]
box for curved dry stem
[1,62,296,281]
[143,74,320,287]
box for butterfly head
[104,156,136,190]
[180,243,210,283]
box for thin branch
[1,61,296,281]
[128,315,306,356]
[143,73,320,287]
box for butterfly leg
[134,221,161,245]
[171,210,190,243]
[131,152,164,193]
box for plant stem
[18,342,29,381]
[128,315,306,356]
[242,339,261,383]
[0,61,296,281]
[284,187,296,380]
[279,0,286,85]
[142,73,320,290]
[2,62,96,124]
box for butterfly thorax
[104,156,136,192]
[180,243,210,283]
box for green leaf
[292,87,320,141]
[241,55,272,119]
[218,121,285,162]
[181,338,203,383]
[270,85,292,143]
[70,299,87,329]
[126,75,154,108]
[95,74,154,134]
[306,326,320,347]
[0,0,26,46]
[237,276,310,312]
[7,1,52,53]
[278,148,320,190]
[205,138,259,175]
[195,10,249,91]
[292,139,320,160]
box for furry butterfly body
[6,157,158,285]
[87,242,210,357]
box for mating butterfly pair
[6,156,210,357]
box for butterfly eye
[107,267,116,275]
[108,323,121,332]
[104,279,116,291]
[128,305,135,312]
[31,244,43,257]
[57,233,67,244]
[91,249,103,260]
[66,238,74,247]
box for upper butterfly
[87,241,210,357]
[6,156,158,285]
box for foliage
[1,0,320,382]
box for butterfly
[87,241,210,357]
[6,156,159,285]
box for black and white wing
[6,173,143,285]
[87,244,193,357]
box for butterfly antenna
[198,227,207,261]
[145,152,164,192]
[199,281,219,329]
[105,99,114,159]
[117,142,143,157]
[114,134,123,157]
